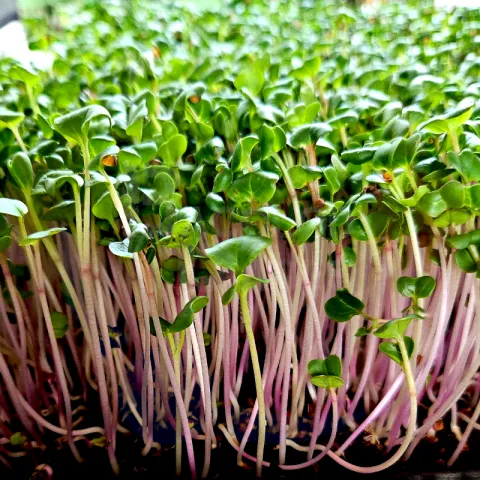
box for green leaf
[92,191,117,224]
[419,100,474,134]
[447,229,480,250]
[10,64,40,87]
[288,165,323,189]
[206,192,226,214]
[310,375,344,388]
[213,168,233,193]
[195,137,224,164]
[400,185,430,207]
[154,172,176,198]
[290,123,332,149]
[51,311,69,338]
[10,432,27,447]
[341,146,377,165]
[355,327,372,337]
[158,134,187,167]
[20,227,66,246]
[292,56,321,80]
[0,107,24,129]
[234,58,264,96]
[348,213,389,241]
[54,105,111,145]
[343,246,357,267]
[433,209,471,228]
[328,110,359,128]
[0,215,9,238]
[43,200,76,222]
[117,143,157,174]
[396,276,436,299]
[158,296,209,334]
[373,315,420,339]
[37,114,53,139]
[308,355,342,377]
[109,239,134,259]
[190,165,205,188]
[329,204,351,230]
[222,284,236,305]
[0,236,12,252]
[259,124,275,159]
[8,153,33,192]
[171,219,199,247]
[447,149,480,182]
[291,218,322,245]
[231,135,259,172]
[227,171,278,206]
[0,199,28,219]
[325,288,364,322]
[467,184,480,209]
[128,223,149,253]
[439,181,466,208]
[455,249,477,273]
[126,100,148,139]
[378,336,414,367]
[257,206,296,231]
[205,236,272,276]
[235,274,269,296]
[35,170,84,197]
[417,181,465,218]
[324,166,341,197]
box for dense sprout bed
[1,0,480,477]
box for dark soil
[3,341,480,479]
[2,423,480,480]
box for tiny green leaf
[8,152,33,192]
[373,315,420,339]
[290,123,332,149]
[227,171,278,206]
[157,296,209,334]
[128,224,149,253]
[397,276,436,299]
[235,274,269,296]
[109,239,134,259]
[291,218,322,245]
[10,432,27,447]
[54,105,111,145]
[447,149,480,182]
[310,375,344,388]
[171,219,199,247]
[325,288,364,322]
[341,146,377,165]
[158,134,187,167]
[0,107,24,129]
[258,206,296,231]
[378,336,414,367]
[51,311,69,338]
[234,58,264,96]
[205,236,272,276]
[0,198,28,217]
[454,249,477,273]
[222,284,236,305]
[20,227,66,246]
[308,355,342,378]
[206,192,226,214]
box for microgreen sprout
[0,0,480,478]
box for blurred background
[4,0,480,17]
[1,0,480,61]
[10,0,480,11]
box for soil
[3,339,480,478]
[2,421,480,480]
